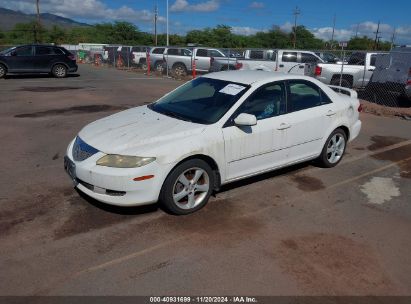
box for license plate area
[64,156,78,186]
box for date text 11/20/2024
[149,296,258,303]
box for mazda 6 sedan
[65,71,362,215]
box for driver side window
[13,46,32,56]
[238,82,286,120]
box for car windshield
[148,77,250,125]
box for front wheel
[52,64,67,78]
[159,159,215,215]
[0,64,6,78]
[318,128,347,168]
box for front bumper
[65,139,171,207]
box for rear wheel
[52,64,67,78]
[0,64,6,78]
[172,63,187,78]
[318,128,347,168]
[159,159,215,215]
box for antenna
[293,6,300,49]
[331,14,336,43]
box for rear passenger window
[267,51,276,61]
[152,48,165,54]
[301,53,319,63]
[249,50,264,59]
[370,55,377,67]
[288,80,331,112]
[196,49,208,57]
[239,82,286,120]
[182,49,192,56]
[167,48,179,55]
[282,52,297,62]
[210,50,223,57]
[36,46,55,55]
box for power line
[292,6,300,49]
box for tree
[47,25,66,44]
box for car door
[194,49,210,72]
[33,46,58,72]
[4,45,33,72]
[285,79,335,163]
[222,82,289,180]
[278,51,301,73]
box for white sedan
[64,71,362,215]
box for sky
[1,0,411,44]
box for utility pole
[331,14,336,44]
[355,23,359,38]
[390,27,396,49]
[154,3,158,46]
[292,6,300,49]
[331,14,336,49]
[35,0,41,43]
[166,0,169,46]
[373,21,381,50]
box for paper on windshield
[219,84,246,96]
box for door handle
[368,69,374,71]
[326,110,336,116]
[299,65,304,69]
[277,123,291,130]
[279,64,284,68]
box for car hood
[78,105,206,155]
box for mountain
[0,7,90,31]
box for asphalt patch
[19,86,90,92]
[277,233,397,294]
[369,136,411,179]
[290,174,325,192]
[367,135,408,151]
[15,105,128,118]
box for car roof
[203,70,314,85]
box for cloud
[0,0,165,23]
[249,2,264,9]
[231,26,267,36]
[311,27,353,41]
[170,0,220,12]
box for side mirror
[10,51,17,56]
[234,113,257,127]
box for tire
[172,63,187,78]
[52,64,67,78]
[159,159,215,215]
[154,61,164,73]
[317,128,347,168]
[0,64,6,78]
[331,77,352,88]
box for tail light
[67,54,76,61]
[315,66,322,76]
[235,62,243,70]
[408,67,411,77]
[358,103,363,112]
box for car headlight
[96,155,156,168]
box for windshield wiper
[160,110,193,123]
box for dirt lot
[0,64,410,296]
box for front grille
[77,178,126,197]
[72,136,99,161]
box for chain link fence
[1,44,410,111]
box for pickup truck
[235,49,323,76]
[314,52,384,88]
[164,47,235,76]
